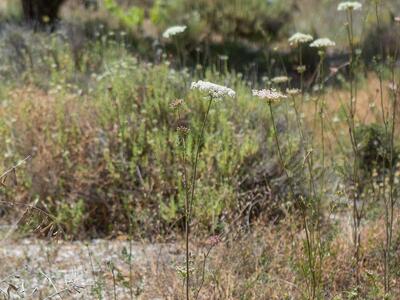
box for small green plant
[354,123,396,174]
[55,199,85,236]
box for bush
[0,28,307,238]
[151,0,294,44]
[361,21,400,65]
[355,123,398,174]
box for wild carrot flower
[190,80,236,98]
[162,25,187,38]
[271,76,290,84]
[337,1,362,11]
[395,16,400,23]
[286,88,301,96]
[288,32,313,46]
[252,89,287,103]
[310,38,336,48]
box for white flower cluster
[337,1,362,11]
[271,76,290,84]
[191,80,236,98]
[252,89,287,102]
[162,25,187,39]
[286,88,301,96]
[288,32,313,46]
[310,38,336,48]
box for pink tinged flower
[206,235,221,247]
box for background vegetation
[0,0,400,298]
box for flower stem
[186,97,213,300]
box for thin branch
[0,155,31,183]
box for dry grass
[299,74,400,158]
[0,79,399,298]
[1,215,398,299]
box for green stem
[268,101,316,299]
[346,8,361,288]
[186,97,213,300]
[189,98,213,219]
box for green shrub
[354,123,398,174]
[361,21,400,65]
[104,0,144,28]
[0,29,307,238]
[151,0,294,43]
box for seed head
[170,98,184,109]
[177,126,190,135]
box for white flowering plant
[271,76,290,84]
[337,1,362,11]
[191,80,236,99]
[252,89,287,103]
[288,32,313,46]
[310,38,336,49]
[162,25,187,39]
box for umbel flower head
[288,32,313,46]
[191,80,236,98]
[310,38,336,48]
[252,89,287,103]
[162,25,187,38]
[286,88,301,96]
[271,76,290,84]
[337,1,362,11]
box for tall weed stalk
[173,94,217,299]
[374,2,400,293]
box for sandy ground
[0,238,182,299]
